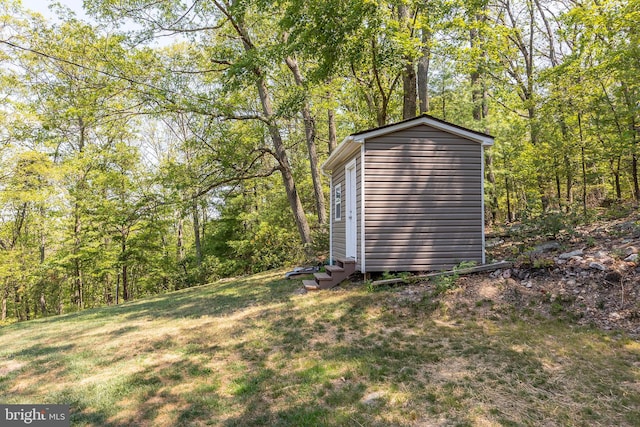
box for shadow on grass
[9,272,295,330]
[14,343,75,358]
[3,272,639,426]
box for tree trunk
[122,264,128,302]
[222,3,313,247]
[1,285,7,321]
[74,262,83,309]
[121,235,129,301]
[622,85,640,200]
[285,56,327,225]
[256,76,313,247]
[328,108,338,154]
[555,168,562,208]
[470,24,483,122]
[579,113,587,217]
[633,153,639,201]
[505,155,513,222]
[485,152,498,224]
[440,72,447,120]
[565,170,573,211]
[615,157,622,200]
[192,201,202,266]
[582,146,587,216]
[24,295,30,321]
[177,217,184,261]
[402,62,417,119]
[116,271,120,305]
[73,203,83,309]
[417,28,431,114]
[13,285,23,321]
[399,4,417,119]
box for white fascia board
[354,116,494,146]
[322,136,362,173]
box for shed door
[345,159,357,259]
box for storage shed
[322,114,494,274]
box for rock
[594,251,609,259]
[589,262,607,271]
[609,312,622,321]
[361,392,384,405]
[559,249,584,259]
[605,271,622,283]
[625,246,639,255]
[523,281,533,288]
[502,269,512,279]
[567,279,577,286]
[486,238,505,248]
[556,259,567,265]
[624,254,639,262]
[490,269,502,279]
[531,241,561,254]
[618,221,636,232]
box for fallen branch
[371,261,513,286]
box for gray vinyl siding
[363,124,483,272]
[331,150,362,270]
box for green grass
[0,270,639,426]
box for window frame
[334,183,342,221]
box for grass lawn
[0,270,638,426]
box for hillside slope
[1,269,639,426]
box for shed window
[334,184,342,221]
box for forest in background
[0,0,637,322]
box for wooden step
[335,258,356,277]
[325,265,345,274]
[313,272,332,282]
[303,279,320,291]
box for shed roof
[322,114,494,172]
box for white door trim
[345,159,357,259]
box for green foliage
[510,212,579,240]
[2,0,640,323]
[431,261,477,295]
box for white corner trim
[329,175,333,266]
[360,144,366,273]
[481,145,486,265]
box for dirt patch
[0,359,26,376]
[470,214,640,336]
[382,212,640,337]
